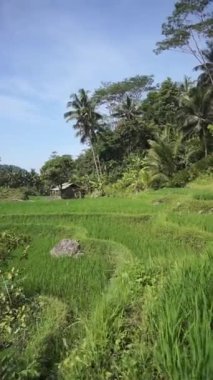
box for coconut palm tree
[143,126,203,188]
[180,76,194,95]
[194,41,213,87]
[143,127,184,186]
[112,95,141,121]
[64,89,103,180]
[180,86,213,157]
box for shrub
[0,267,41,351]
[170,169,192,187]
[0,231,30,263]
[0,187,29,200]
[0,231,42,379]
[170,155,213,187]
[194,154,213,173]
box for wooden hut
[50,182,83,199]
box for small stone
[50,239,83,258]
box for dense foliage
[40,154,74,192]
[0,165,41,193]
[63,71,213,193]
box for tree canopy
[94,75,154,106]
[40,155,74,191]
[155,0,213,84]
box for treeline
[63,75,213,194]
[1,76,212,196]
[0,165,42,193]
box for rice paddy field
[0,179,213,379]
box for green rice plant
[59,261,161,380]
[193,191,213,201]
[19,296,69,379]
[148,259,213,380]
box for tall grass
[150,258,213,380]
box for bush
[0,267,41,350]
[170,169,192,187]
[21,191,29,200]
[0,187,29,200]
[170,155,213,188]
[0,231,31,263]
[194,154,213,173]
[0,231,43,379]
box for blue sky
[0,0,197,171]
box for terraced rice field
[0,182,213,379]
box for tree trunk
[97,154,102,176]
[90,138,100,181]
[203,128,208,158]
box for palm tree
[64,89,102,180]
[194,41,213,87]
[143,128,184,186]
[112,95,141,121]
[180,87,213,157]
[178,76,195,110]
[180,76,194,95]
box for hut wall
[61,187,76,199]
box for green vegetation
[0,176,212,379]
[0,187,30,201]
[0,1,213,378]
[40,154,74,193]
[0,164,42,195]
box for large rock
[50,239,83,258]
